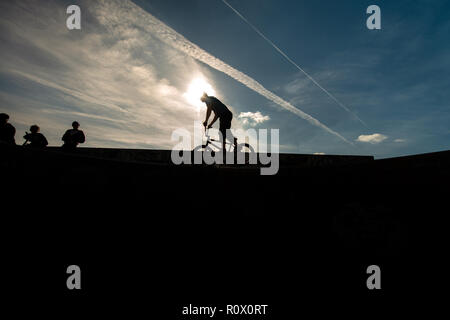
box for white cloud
[394,139,406,143]
[238,111,270,126]
[313,152,326,155]
[356,133,388,144]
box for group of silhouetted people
[0,113,85,150]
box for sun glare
[184,78,216,110]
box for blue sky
[0,0,449,158]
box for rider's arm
[203,106,212,127]
[208,113,219,128]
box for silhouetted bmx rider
[201,92,237,151]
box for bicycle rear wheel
[235,143,256,164]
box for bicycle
[192,127,255,164]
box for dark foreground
[2,145,449,316]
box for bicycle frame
[204,128,235,152]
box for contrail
[95,0,352,144]
[221,0,368,128]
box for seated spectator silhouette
[23,125,48,148]
[0,113,16,145]
[62,121,85,149]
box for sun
[183,77,216,110]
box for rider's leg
[221,116,236,148]
[219,119,227,151]
[221,135,226,151]
[227,129,237,147]
[218,127,226,163]
[230,114,237,147]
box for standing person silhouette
[23,125,48,148]
[200,93,237,151]
[0,113,16,145]
[62,121,85,150]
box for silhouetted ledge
[375,149,450,170]
[3,144,450,176]
[0,144,378,179]
[44,146,374,167]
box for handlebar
[203,125,213,133]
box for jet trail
[221,0,368,128]
[96,0,352,144]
